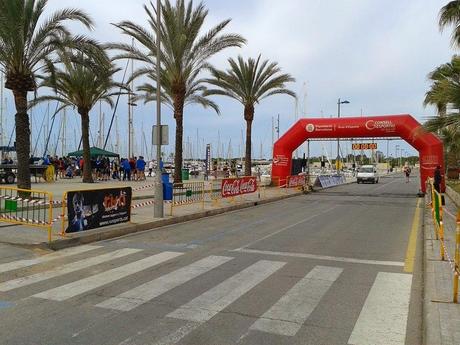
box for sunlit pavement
[0,174,423,345]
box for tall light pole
[154,0,164,218]
[337,98,350,171]
[395,144,400,169]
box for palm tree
[439,0,460,48]
[423,56,460,115]
[0,0,93,190]
[31,48,126,183]
[205,55,296,176]
[424,56,460,175]
[424,56,460,130]
[110,0,246,182]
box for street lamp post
[154,0,164,218]
[395,144,400,169]
[337,98,350,171]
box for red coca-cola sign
[221,177,258,198]
[287,175,305,188]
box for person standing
[434,165,442,193]
[148,159,154,177]
[403,165,411,183]
[136,156,146,181]
[122,158,131,181]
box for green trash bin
[182,168,190,181]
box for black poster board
[66,187,132,233]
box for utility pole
[271,116,274,157]
[277,114,280,140]
[386,140,389,172]
[337,98,350,170]
[154,0,164,218]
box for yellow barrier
[0,186,53,242]
[454,212,460,303]
[427,178,460,303]
[170,181,205,216]
[206,179,222,206]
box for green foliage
[205,55,296,113]
[31,46,125,114]
[439,0,460,48]
[0,0,93,90]
[110,0,245,181]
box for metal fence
[427,178,460,303]
[170,182,205,215]
[0,187,53,242]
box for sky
[0,0,456,160]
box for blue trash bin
[163,182,173,201]
[161,172,170,184]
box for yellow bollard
[60,192,67,236]
[201,184,205,210]
[439,221,445,261]
[454,214,460,303]
[48,192,53,243]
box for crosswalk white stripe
[0,245,102,274]
[32,251,183,301]
[97,255,233,311]
[348,272,412,345]
[0,248,142,292]
[250,265,343,336]
[167,260,285,323]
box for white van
[357,165,379,184]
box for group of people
[34,155,157,182]
[117,157,148,181]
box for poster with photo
[66,187,132,233]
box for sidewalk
[424,191,460,345]
[0,183,306,249]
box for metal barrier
[206,179,222,206]
[286,175,306,189]
[0,187,53,242]
[170,181,205,216]
[454,211,460,303]
[427,178,460,303]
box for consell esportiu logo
[365,120,396,130]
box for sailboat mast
[115,115,119,155]
[61,107,66,156]
[0,72,4,148]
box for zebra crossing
[0,245,413,344]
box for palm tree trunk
[173,93,185,183]
[13,90,31,190]
[79,111,93,183]
[244,119,252,176]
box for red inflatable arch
[272,114,444,193]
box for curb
[446,185,460,208]
[46,191,304,250]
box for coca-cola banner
[221,177,258,198]
[287,175,305,188]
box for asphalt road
[0,174,423,345]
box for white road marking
[151,321,201,345]
[168,260,286,322]
[0,245,102,274]
[0,248,141,292]
[233,248,405,267]
[32,251,183,301]
[236,206,338,250]
[348,272,412,345]
[250,265,343,336]
[97,255,233,311]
